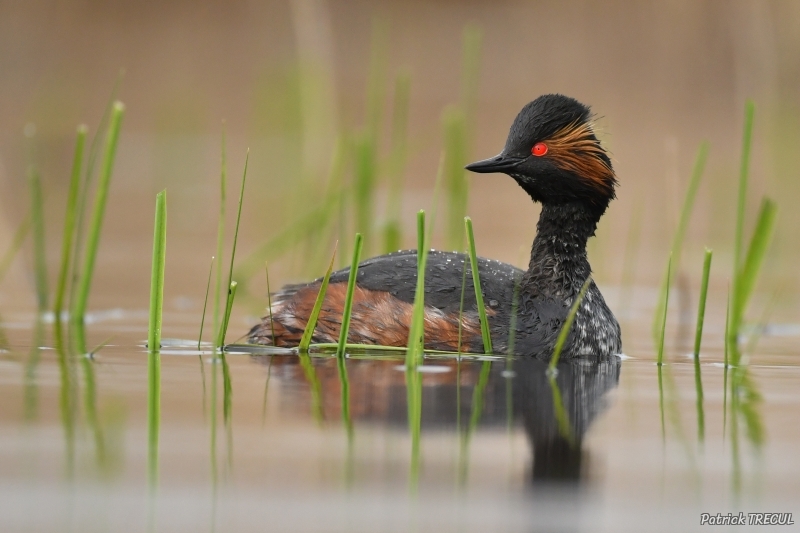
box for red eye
[531,142,548,156]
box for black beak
[465,153,525,174]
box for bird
[248,94,622,359]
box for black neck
[521,202,600,298]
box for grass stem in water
[198,256,215,349]
[656,255,672,366]
[28,167,48,311]
[652,141,708,343]
[548,276,592,371]
[213,128,227,348]
[147,190,167,493]
[693,249,712,445]
[0,212,31,285]
[54,125,87,320]
[464,217,492,354]
[71,102,125,350]
[298,245,338,351]
[336,235,363,359]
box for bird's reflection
[256,353,620,485]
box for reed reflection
[256,353,620,485]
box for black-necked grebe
[248,94,621,358]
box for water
[1,303,799,533]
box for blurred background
[1,0,799,329]
[2,4,800,531]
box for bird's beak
[465,153,525,174]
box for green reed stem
[693,249,713,357]
[213,128,227,348]
[198,256,215,349]
[733,101,755,275]
[224,151,248,300]
[217,282,238,349]
[336,235,363,359]
[298,245,338,351]
[147,341,161,492]
[148,190,167,353]
[406,211,428,365]
[464,217,492,353]
[658,364,666,443]
[507,276,521,356]
[54,125,87,319]
[406,211,427,492]
[549,276,593,371]
[71,102,125,342]
[336,235,361,440]
[652,141,709,343]
[736,199,777,326]
[221,352,233,464]
[147,190,166,494]
[456,256,468,355]
[458,359,492,486]
[0,212,31,286]
[723,288,730,438]
[298,352,324,424]
[548,374,575,445]
[265,261,276,342]
[729,101,754,357]
[656,255,672,366]
[55,327,77,478]
[693,249,712,445]
[28,167,48,311]
[214,149,247,351]
[68,73,123,318]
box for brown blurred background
[1,0,799,325]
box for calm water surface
[0,303,799,532]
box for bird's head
[466,94,617,214]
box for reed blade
[656,256,673,366]
[548,374,575,446]
[336,235,361,442]
[548,276,593,371]
[733,101,755,274]
[464,217,492,354]
[198,256,215,349]
[28,167,48,311]
[693,249,712,445]
[336,235,363,359]
[54,125,87,319]
[213,128,227,348]
[298,245,338,351]
[217,281,238,350]
[147,190,167,495]
[264,261,276,343]
[71,102,125,348]
[68,73,124,318]
[406,211,429,365]
[224,151,248,304]
[458,359,493,486]
[737,198,778,323]
[148,190,167,354]
[0,212,31,285]
[652,141,709,343]
[728,101,755,357]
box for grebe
[248,94,621,358]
